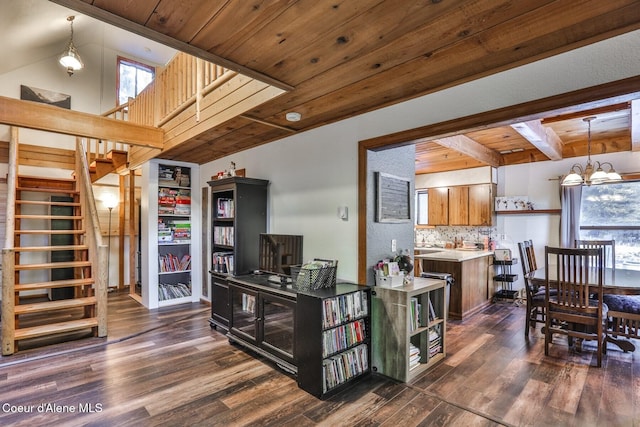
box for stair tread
[16,278,95,291]
[16,187,79,194]
[15,229,86,235]
[18,175,76,183]
[16,200,80,207]
[15,318,98,341]
[15,297,97,315]
[16,245,89,252]
[16,260,91,270]
[16,215,83,220]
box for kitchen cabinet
[426,184,495,226]
[427,187,449,225]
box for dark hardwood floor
[0,291,638,426]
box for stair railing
[75,137,108,337]
[2,127,19,355]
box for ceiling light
[59,16,84,76]
[286,112,301,122]
[561,117,622,186]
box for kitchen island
[415,248,493,320]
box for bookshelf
[296,285,371,399]
[140,160,200,309]
[208,177,268,331]
[371,277,446,382]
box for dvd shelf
[297,285,372,399]
[372,277,446,382]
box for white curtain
[560,185,582,248]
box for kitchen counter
[414,248,493,262]
[414,248,493,320]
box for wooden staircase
[5,175,99,352]
[89,149,128,182]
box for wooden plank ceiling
[53,0,640,173]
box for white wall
[200,30,640,284]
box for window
[117,57,155,106]
[415,190,428,225]
[579,181,640,270]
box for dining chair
[575,239,615,269]
[518,240,545,338]
[544,246,608,367]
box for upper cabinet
[426,184,495,226]
[427,187,449,225]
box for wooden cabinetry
[296,285,371,398]
[227,277,297,373]
[208,177,267,329]
[427,187,449,225]
[371,277,446,382]
[448,186,469,225]
[426,184,494,226]
[141,160,200,309]
[421,255,491,320]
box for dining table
[530,266,640,352]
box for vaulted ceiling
[46,1,640,173]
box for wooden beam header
[0,96,163,149]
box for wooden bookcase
[371,277,446,382]
[140,159,200,309]
[207,177,268,330]
[296,285,371,399]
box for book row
[322,344,368,393]
[158,218,191,242]
[212,251,234,274]
[322,319,367,358]
[158,166,190,187]
[214,226,234,246]
[322,291,368,330]
[159,253,191,273]
[158,282,191,301]
[216,198,235,218]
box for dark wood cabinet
[227,277,297,374]
[208,177,268,331]
[209,272,230,331]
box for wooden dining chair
[575,239,615,269]
[544,246,608,367]
[518,240,545,338]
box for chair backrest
[518,240,538,296]
[545,246,603,313]
[575,239,615,269]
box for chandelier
[59,16,84,76]
[560,116,622,186]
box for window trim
[116,56,155,107]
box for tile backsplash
[415,226,497,248]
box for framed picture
[376,172,411,223]
[20,85,71,109]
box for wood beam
[49,0,294,93]
[632,99,640,152]
[510,120,563,160]
[431,135,501,167]
[0,97,163,149]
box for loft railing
[128,51,237,127]
[75,138,108,337]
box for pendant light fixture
[59,16,84,76]
[560,116,622,186]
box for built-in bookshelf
[141,160,200,309]
[297,285,371,399]
[372,277,446,382]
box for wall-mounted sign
[376,172,411,223]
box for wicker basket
[291,260,337,291]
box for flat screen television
[259,233,303,276]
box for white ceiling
[0,0,176,75]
